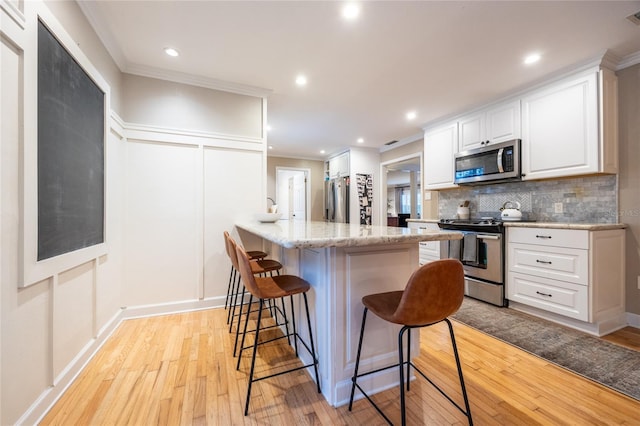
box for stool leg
[237,294,253,368]
[398,326,410,426]
[233,285,248,356]
[228,273,241,328]
[281,297,292,346]
[224,266,234,310]
[230,283,245,334]
[302,292,321,393]
[406,328,411,392]
[289,295,299,356]
[244,298,265,416]
[446,318,473,425]
[348,307,369,410]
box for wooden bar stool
[348,259,473,426]
[224,233,288,356]
[223,231,267,315]
[234,243,321,416]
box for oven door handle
[476,234,500,240]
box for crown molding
[76,1,127,70]
[618,50,640,70]
[124,63,273,98]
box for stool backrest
[233,240,263,299]
[224,232,241,270]
[393,259,464,326]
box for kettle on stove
[500,201,522,221]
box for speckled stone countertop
[235,220,462,249]
[503,221,627,231]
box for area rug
[451,297,640,401]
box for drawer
[507,272,588,321]
[419,240,440,258]
[508,243,588,285]
[507,227,588,249]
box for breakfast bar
[235,220,462,407]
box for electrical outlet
[637,275,640,290]
[554,202,563,214]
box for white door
[291,173,306,221]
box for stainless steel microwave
[454,139,521,185]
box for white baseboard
[626,312,640,329]
[21,296,227,425]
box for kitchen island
[234,220,462,407]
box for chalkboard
[37,20,105,261]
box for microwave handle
[497,148,504,173]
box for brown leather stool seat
[233,242,321,416]
[349,259,473,425]
[246,250,267,260]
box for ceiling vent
[385,140,398,146]
[627,11,640,25]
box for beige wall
[618,64,640,315]
[267,157,325,221]
[121,74,263,138]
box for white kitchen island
[235,220,462,407]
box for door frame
[275,167,311,221]
[379,153,423,224]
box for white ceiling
[78,1,640,160]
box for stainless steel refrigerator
[325,176,350,223]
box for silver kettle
[500,201,522,221]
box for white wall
[0,1,267,424]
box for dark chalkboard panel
[37,20,105,261]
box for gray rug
[451,297,640,401]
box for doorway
[276,167,310,221]
[380,154,422,227]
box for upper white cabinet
[458,100,521,152]
[328,152,349,178]
[521,68,618,180]
[423,121,458,189]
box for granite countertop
[503,221,627,230]
[235,220,462,249]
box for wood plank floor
[40,306,640,425]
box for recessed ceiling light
[357,138,364,144]
[342,3,360,20]
[268,145,273,150]
[320,150,326,154]
[524,53,541,65]
[164,47,179,57]
[265,125,272,132]
[406,111,417,121]
[295,74,308,86]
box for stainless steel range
[438,218,507,307]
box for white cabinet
[328,152,349,178]
[458,100,521,152]
[423,121,458,189]
[407,221,441,265]
[521,68,618,180]
[506,226,625,335]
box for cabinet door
[329,152,349,178]
[424,122,458,189]
[486,99,521,143]
[458,112,484,152]
[521,72,598,180]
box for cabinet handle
[536,235,552,239]
[536,259,552,265]
[536,291,553,297]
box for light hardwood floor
[40,306,640,425]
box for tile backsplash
[439,175,618,223]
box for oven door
[440,232,503,284]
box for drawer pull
[536,291,553,298]
[536,235,552,239]
[536,259,552,265]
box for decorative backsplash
[438,175,618,223]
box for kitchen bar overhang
[234,220,462,406]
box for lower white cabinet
[507,226,625,334]
[408,221,441,265]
